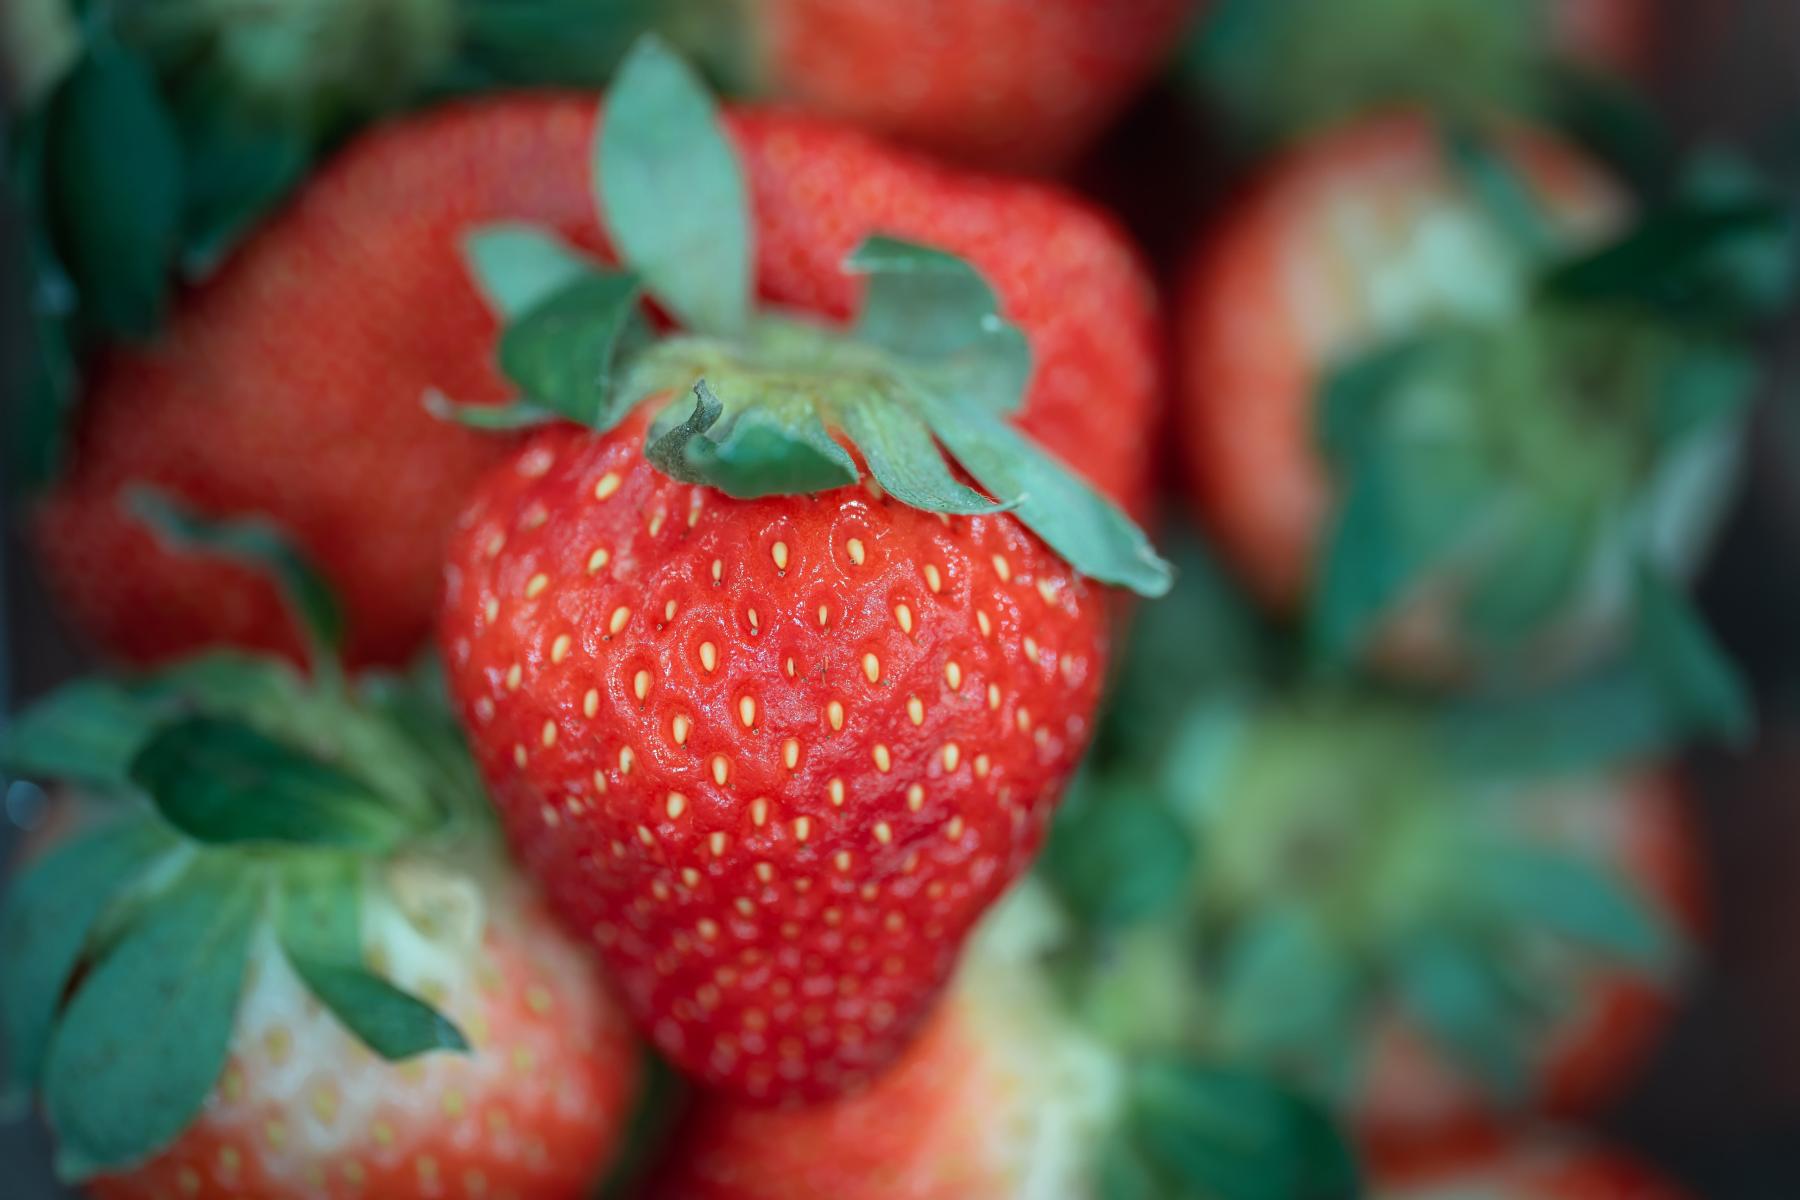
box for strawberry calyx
[1306,124,1788,691]
[0,494,490,1180]
[439,37,1173,597]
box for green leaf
[1313,337,1439,468]
[1043,789,1194,929]
[1464,845,1675,971]
[462,222,608,319]
[1307,462,1405,666]
[913,397,1172,596]
[170,73,310,274]
[126,488,344,667]
[2,820,175,1090]
[130,716,420,852]
[357,670,487,817]
[847,236,1032,415]
[837,402,1007,515]
[1442,121,1553,258]
[647,381,859,497]
[1459,496,1594,643]
[454,0,654,90]
[1394,933,1532,1099]
[137,650,313,720]
[1632,565,1752,744]
[1213,908,1358,1070]
[1654,344,1757,447]
[1434,663,1685,779]
[45,32,182,338]
[498,270,648,426]
[1548,66,1670,194]
[0,679,162,790]
[276,857,363,967]
[1542,200,1789,313]
[598,37,751,335]
[44,860,260,1177]
[1130,1061,1362,1200]
[285,956,468,1061]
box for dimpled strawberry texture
[1177,110,1624,613]
[758,0,1198,172]
[441,407,1109,1102]
[36,96,1158,669]
[90,875,640,1200]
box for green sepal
[277,857,363,966]
[916,396,1173,596]
[1042,785,1195,930]
[358,667,489,819]
[1461,844,1675,972]
[287,956,469,1062]
[44,858,261,1179]
[1654,342,1757,447]
[1127,1060,1362,1200]
[463,222,610,319]
[838,402,1007,516]
[598,35,751,336]
[1314,335,1441,467]
[1212,907,1359,1081]
[2,818,177,1090]
[1631,565,1752,745]
[647,380,859,497]
[452,0,656,92]
[130,716,428,851]
[1546,65,1670,194]
[127,487,344,669]
[44,30,183,338]
[847,237,1032,416]
[171,81,309,275]
[499,269,649,427]
[423,389,560,431]
[0,678,164,791]
[1393,931,1535,1101]
[1442,121,1553,259]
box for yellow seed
[975,754,991,777]
[828,778,846,806]
[817,604,830,627]
[748,607,760,631]
[584,689,600,718]
[483,596,500,622]
[505,662,522,690]
[551,634,572,662]
[541,720,557,747]
[755,862,774,882]
[771,540,790,571]
[712,756,729,785]
[1016,708,1032,732]
[593,472,622,500]
[846,537,866,566]
[924,564,943,593]
[633,669,651,702]
[594,770,610,794]
[988,683,1001,710]
[907,784,925,812]
[862,652,881,683]
[667,793,687,819]
[609,606,631,635]
[874,822,893,844]
[665,599,678,622]
[587,547,610,573]
[698,918,720,940]
[783,739,800,769]
[711,558,724,582]
[835,850,853,872]
[827,700,845,730]
[637,824,655,846]
[895,603,914,634]
[700,641,718,672]
[793,817,811,843]
[873,744,891,772]
[942,742,961,771]
[672,714,691,745]
[977,609,992,637]
[736,897,756,917]
[945,660,963,689]
[946,816,965,840]
[785,656,797,677]
[710,831,728,856]
[992,554,1011,582]
[751,797,769,827]
[1024,635,1040,661]
[738,696,757,727]
[620,746,635,773]
[513,744,528,768]
[525,573,549,598]
[907,696,925,725]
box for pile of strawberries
[2,1,1790,1198]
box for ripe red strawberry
[1374,1134,1689,1199]
[34,73,1158,671]
[1356,770,1701,1160]
[642,890,1125,1198]
[1177,110,1754,682]
[438,42,1167,1102]
[742,0,1199,172]
[2,507,642,1198]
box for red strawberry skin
[753,0,1198,172]
[34,97,1157,669]
[1374,1135,1689,1200]
[442,411,1108,1102]
[86,864,642,1200]
[1177,110,1623,616]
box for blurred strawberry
[1,500,642,1198]
[1374,1133,1689,1199]
[1186,0,1656,151]
[436,42,1167,1103]
[1178,110,1766,686]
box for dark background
[4,1,1800,1195]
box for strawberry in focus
[1177,110,1754,683]
[438,42,1168,1103]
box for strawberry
[733,0,1199,172]
[437,41,1168,1102]
[1373,1134,1689,1199]
[1176,110,1763,684]
[1187,0,1656,150]
[1,500,642,1198]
